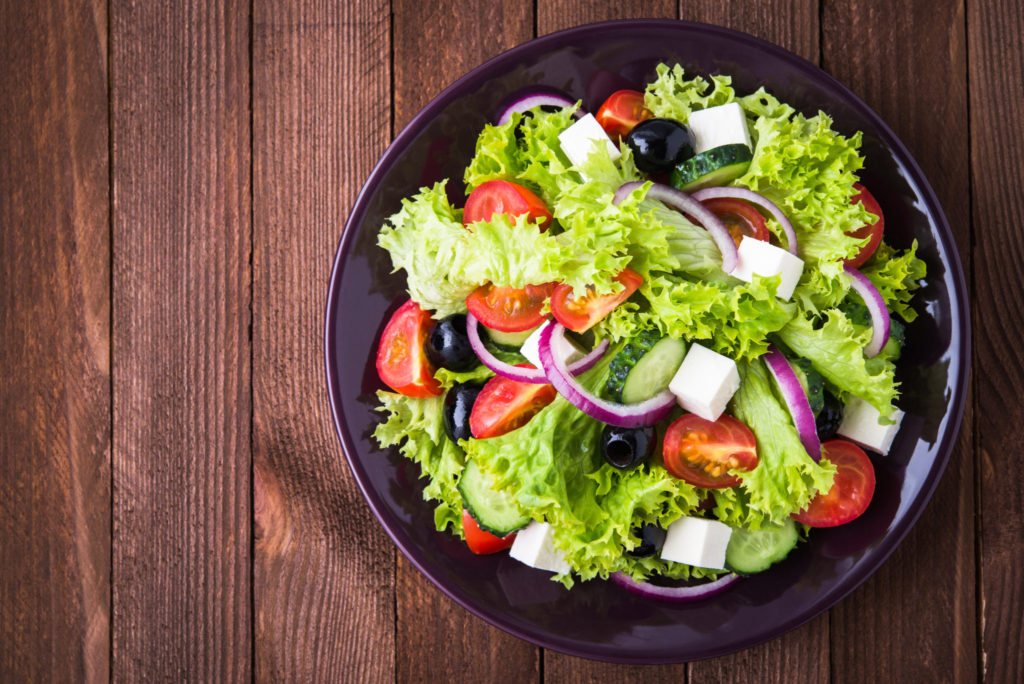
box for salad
[370,63,926,599]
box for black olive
[600,424,656,469]
[627,524,667,557]
[425,314,479,372]
[625,118,696,173]
[816,391,844,441]
[443,381,484,444]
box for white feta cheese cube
[660,516,733,570]
[668,343,740,421]
[509,521,571,574]
[558,113,621,169]
[731,236,805,300]
[687,102,753,154]
[519,323,584,370]
[837,396,905,455]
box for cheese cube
[668,343,740,421]
[837,396,905,455]
[687,102,753,154]
[558,113,621,169]
[509,521,571,574]
[660,516,733,570]
[731,236,805,300]
[519,323,584,370]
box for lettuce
[716,360,837,527]
[861,240,927,322]
[463,352,705,586]
[373,392,465,535]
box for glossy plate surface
[324,20,969,663]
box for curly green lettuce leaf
[463,352,702,586]
[716,360,837,527]
[644,63,737,121]
[860,240,927,322]
[599,273,796,360]
[776,309,900,418]
[373,391,465,534]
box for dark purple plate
[324,20,969,663]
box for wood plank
[677,0,818,64]
[968,0,1024,680]
[250,2,395,681]
[391,2,540,681]
[110,1,252,679]
[0,1,111,681]
[537,0,676,36]
[822,1,976,681]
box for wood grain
[677,0,819,63]
[111,1,252,679]
[537,0,676,36]
[250,2,396,681]
[0,1,111,681]
[391,1,541,681]
[968,0,1024,680]
[822,1,976,681]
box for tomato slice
[469,368,557,439]
[462,509,515,554]
[595,90,652,141]
[793,439,875,527]
[375,299,442,398]
[463,179,553,230]
[662,414,759,488]
[701,197,770,248]
[465,282,556,333]
[844,183,885,268]
[549,268,643,333]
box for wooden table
[2,0,1020,681]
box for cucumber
[605,330,687,403]
[670,143,753,192]
[457,458,530,536]
[483,324,538,350]
[790,356,826,416]
[725,519,799,575]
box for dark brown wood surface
[1,0,1020,681]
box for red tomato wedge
[844,183,885,268]
[462,509,515,554]
[701,197,770,248]
[465,282,557,333]
[595,90,652,141]
[549,268,643,333]
[793,439,875,527]
[469,368,557,439]
[375,299,442,398]
[463,179,553,230]
[662,414,759,489]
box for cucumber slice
[606,330,687,404]
[458,458,529,536]
[671,143,753,192]
[483,324,538,350]
[725,519,799,575]
[789,356,826,416]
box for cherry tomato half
[462,509,516,554]
[549,268,643,333]
[375,299,442,398]
[595,90,653,141]
[701,197,770,248]
[844,183,885,268]
[463,179,553,230]
[792,439,875,527]
[465,281,557,333]
[469,368,557,439]
[662,414,759,489]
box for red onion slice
[610,571,741,603]
[844,264,891,358]
[494,86,584,126]
[763,346,822,462]
[614,181,738,273]
[691,186,799,256]
[466,314,608,384]
[537,321,675,427]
